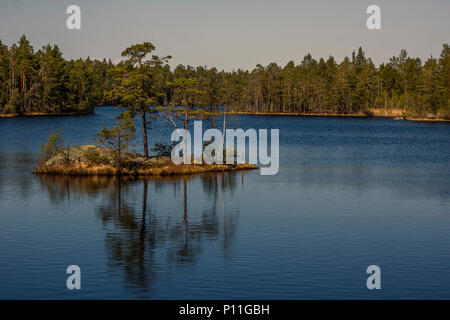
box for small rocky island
[34,145,257,177]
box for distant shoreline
[2,110,449,123]
[0,111,93,118]
[226,111,450,123]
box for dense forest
[1,35,449,119]
[0,36,113,114]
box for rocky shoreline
[34,145,258,177]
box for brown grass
[407,118,450,123]
[0,111,91,118]
[227,111,367,117]
[367,108,405,117]
[227,109,405,117]
[226,108,450,122]
[34,162,258,177]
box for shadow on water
[37,172,242,297]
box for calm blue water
[0,107,449,299]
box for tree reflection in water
[38,172,242,296]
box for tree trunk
[142,110,149,158]
[79,86,85,110]
[21,72,26,113]
[184,109,188,163]
[118,138,123,173]
[183,178,187,221]
[222,106,226,149]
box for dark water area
[0,106,449,299]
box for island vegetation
[1,35,449,120]
[30,40,256,177]
[34,132,256,177]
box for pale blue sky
[0,0,449,70]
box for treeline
[0,35,114,114]
[164,45,450,118]
[1,35,449,119]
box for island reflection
[37,172,243,296]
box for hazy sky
[0,0,449,70]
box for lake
[0,106,449,299]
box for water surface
[0,107,449,299]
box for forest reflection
[37,172,243,294]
